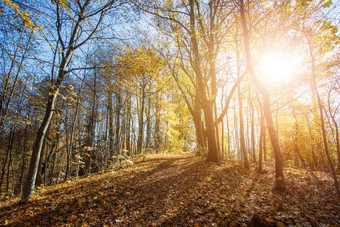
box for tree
[303,16,340,197]
[115,47,163,154]
[22,0,122,202]
[238,0,285,191]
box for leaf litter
[0,153,339,226]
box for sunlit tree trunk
[108,91,114,158]
[239,0,285,191]
[306,36,340,197]
[238,86,249,169]
[250,96,256,162]
[290,104,306,168]
[145,97,152,148]
[137,83,146,154]
[115,93,122,155]
[189,0,219,162]
[327,89,340,172]
[154,93,161,151]
[259,109,264,173]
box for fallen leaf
[68,215,77,221]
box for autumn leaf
[3,220,9,226]
[68,215,77,221]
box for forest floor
[0,153,340,226]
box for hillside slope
[1,153,339,226]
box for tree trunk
[239,0,285,191]
[19,124,29,194]
[193,111,205,151]
[137,86,145,154]
[146,97,152,148]
[291,105,307,168]
[227,112,231,159]
[154,93,161,151]
[259,110,264,173]
[204,100,220,162]
[21,38,75,201]
[65,90,81,181]
[327,94,340,172]
[0,129,13,192]
[108,91,114,158]
[126,95,132,153]
[238,86,249,168]
[263,126,267,162]
[307,37,340,197]
[22,93,58,201]
[250,97,256,162]
[189,0,219,162]
[115,94,122,155]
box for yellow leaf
[4,220,9,226]
[68,215,77,221]
[277,177,283,181]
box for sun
[258,51,300,86]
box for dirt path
[1,153,339,226]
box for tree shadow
[0,156,272,226]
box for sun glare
[258,51,300,86]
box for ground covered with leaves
[1,153,339,226]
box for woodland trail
[1,153,339,226]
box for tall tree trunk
[303,112,318,168]
[19,124,29,194]
[327,94,340,172]
[291,105,307,168]
[259,109,264,172]
[263,126,267,162]
[238,86,249,168]
[0,129,13,192]
[221,102,225,159]
[137,86,145,154]
[307,37,340,197]
[126,95,132,154]
[145,97,152,148]
[193,101,205,151]
[227,112,231,159]
[250,96,256,162]
[115,95,122,155]
[6,144,13,193]
[208,0,220,156]
[65,87,82,181]
[21,47,74,202]
[154,93,161,151]
[334,122,340,172]
[21,0,110,201]
[108,91,114,158]
[87,70,97,175]
[189,0,219,162]
[204,101,220,162]
[239,0,285,191]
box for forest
[0,0,340,226]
